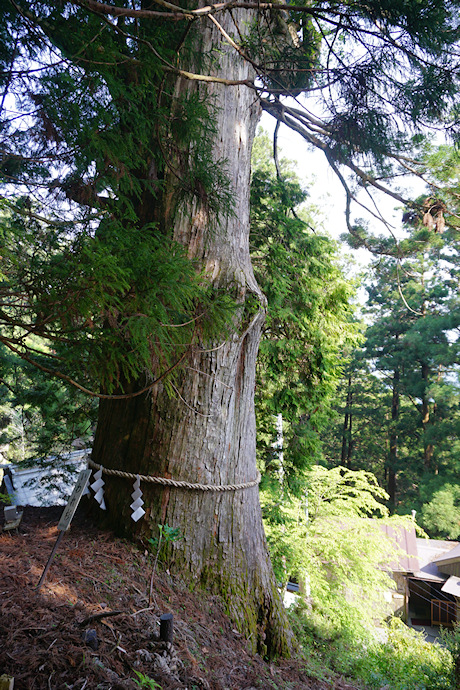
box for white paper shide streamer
[90,468,106,510]
[130,475,145,522]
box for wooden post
[160,613,173,644]
[37,469,92,590]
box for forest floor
[0,505,363,690]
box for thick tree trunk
[91,12,292,657]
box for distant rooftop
[378,522,419,573]
[412,538,459,582]
[433,543,460,567]
[372,522,459,581]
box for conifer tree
[323,215,460,514]
[365,239,460,509]
[320,352,391,482]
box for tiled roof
[372,523,459,580]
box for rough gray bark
[92,11,292,657]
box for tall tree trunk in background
[341,375,353,467]
[420,283,434,470]
[92,11,291,657]
[421,362,434,469]
[388,368,400,510]
[346,411,354,469]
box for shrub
[290,607,453,690]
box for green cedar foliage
[251,131,360,490]
[0,4,235,397]
[1,0,460,399]
[0,340,96,464]
[330,154,460,520]
[1,0,460,501]
[320,351,391,482]
[404,142,460,234]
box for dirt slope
[0,506,361,690]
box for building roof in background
[411,538,459,582]
[441,575,460,597]
[372,523,459,581]
[433,543,460,567]
[378,522,419,573]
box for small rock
[82,628,99,650]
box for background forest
[252,131,460,541]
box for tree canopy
[1,0,460,391]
